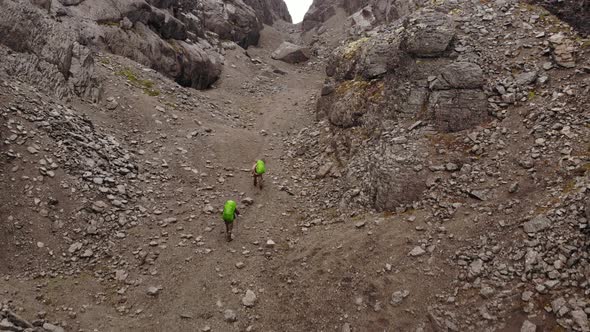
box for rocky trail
[1,0,590,331]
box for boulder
[349,6,378,34]
[271,42,310,63]
[401,10,456,57]
[201,0,262,48]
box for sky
[284,0,313,23]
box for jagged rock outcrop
[302,0,426,32]
[201,0,262,48]
[315,8,493,211]
[0,0,290,94]
[243,0,292,25]
[0,0,100,101]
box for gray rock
[42,323,65,332]
[571,310,590,332]
[391,290,410,306]
[520,320,536,332]
[469,259,484,276]
[431,62,484,90]
[242,289,257,307]
[342,323,352,332]
[68,242,82,253]
[401,10,456,57]
[523,216,551,233]
[147,286,161,296]
[243,0,292,25]
[271,42,311,64]
[224,309,237,322]
[201,0,261,48]
[514,71,538,86]
[409,246,426,257]
[429,89,488,132]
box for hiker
[222,200,240,242]
[252,159,266,188]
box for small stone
[115,270,128,282]
[235,262,245,269]
[391,290,410,306]
[80,249,93,258]
[480,285,494,298]
[68,242,82,253]
[224,309,237,322]
[523,216,551,233]
[445,163,460,172]
[571,310,589,331]
[355,221,366,228]
[242,289,257,307]
[522,290,533,302]
[409,246,426,257]
[147,286,161,296]
[470,259,484,276]
[521,320,536,332]
[266,239,275,248]
[42,323,65,332]
[243,197,254,206]
[342,323,352,332]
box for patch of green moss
[343,37,370,60]
[528,90,536,100]
[116,68,160,97]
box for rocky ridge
[284,0,590,330]
[0,0,293,100]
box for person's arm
[235,208,240,216]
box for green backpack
[222,200,237,222]
[255,160,266,175]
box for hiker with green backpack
[252,159,266,189]
[222,200,240,242]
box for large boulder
[400,10,456,57]
[201,0,262,48]
[271,42,311,63]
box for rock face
[243,0,292,25]
[0,0,290,94]
[302,0,427,32]
[271,42,311,63]
[315,6,492,210]
[0,0,100,101]
[201,0,262,48]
